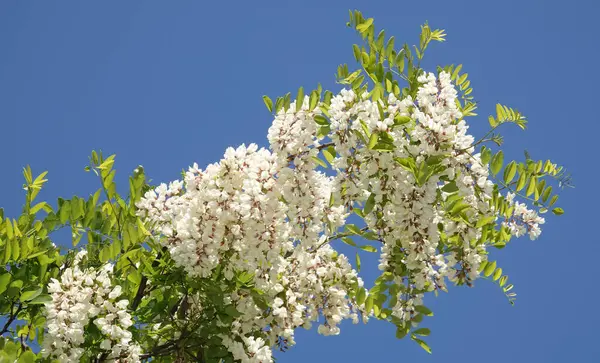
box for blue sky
[0,0,598,362]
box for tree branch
[287,142,334,162]
[130,247,168,311]
[0,302,22,336]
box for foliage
[0,10,569,362]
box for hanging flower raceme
[42,250,141,363]
[136,70,555,362]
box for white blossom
[135,71,545,361]
[42,250,141,362]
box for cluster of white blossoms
[323,71,498,319]
[137,71,542,362]
[504,192,545,239]
[223,335,273,363]
[42,250,141,362]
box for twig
[287,142,334,162]
[0,302,22,335]
[130,247,167,311]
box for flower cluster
[323,71,499,318]
[137,100,364,362]
[504,192,546,239]
[42,251,141,362]
[137,71,543,361]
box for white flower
[42,251,140,363]
[133,72,546,360]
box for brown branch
[287,142,334,162]
[19,333,29,350]
[131,247,168,311]
[130,276,148,311]
[109,332,206,362]
[0,302,22,335]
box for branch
[287,142,334,162]
[316,226,370,250]
[130,247,167,311]
[0,302,23,335]
[106,332,206,362]
[130,277,147,311]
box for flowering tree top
[0,10,569,363]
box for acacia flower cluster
[137,135,363,361]
[504,192,545,239]
[42,250,141,362]
[0,15,567,363]
[136,71,546,361]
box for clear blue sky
[0,1,597,362]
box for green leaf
[450,201,470,216]
[394,115,411,126]
[296,87,305,112]
[356,287,366,305]
[311,156,328,169]
[395,157,415,173]
[365,295,374,314]
[476,215,496,228]
[496,104,504,120]
[355,252,361,272]
[483,260,496,277]
[28,294,53,305]
[98,155,115,170]
[23,165,33,184]
[362,231,379,240]
[71,197,83,220]
[32,171,48,188]
[412,328,431,336]
[396,326,409,339]
[262,95,273,112]
[224,305,242,317]
[345,224,362,235]
[0,273,11,295]
[451,64,462,80]
[481,147,492,165]
[3,239,11,264]
[137,219,151,236]
[499,275,508,287]
[516,172,527,192]
[493,268,503,281]
[503,161,517,184]
[20,288,42,302]
[542,186,553,203]
[17,351,35,363]
[552,207,564,216]
[5,218,13,239]
[127,269,142,285]
[353,44,361,62]
[411,336,432,354]
[441,181,458,193]
[322,148,335,164]
[414,305,433,316]
[359,245,377,253]
[11,239,20,261]
[341,237,356,247]
[59,201,71,224]
[356,17,374,32]
[490,151,504,176]
[30,201,52,215]
[526,177,537,197]
[368,133,378,149]
[363,193,376,215]
[309,90,319,111]
[372,142,395,152]
[314,115,329,126]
